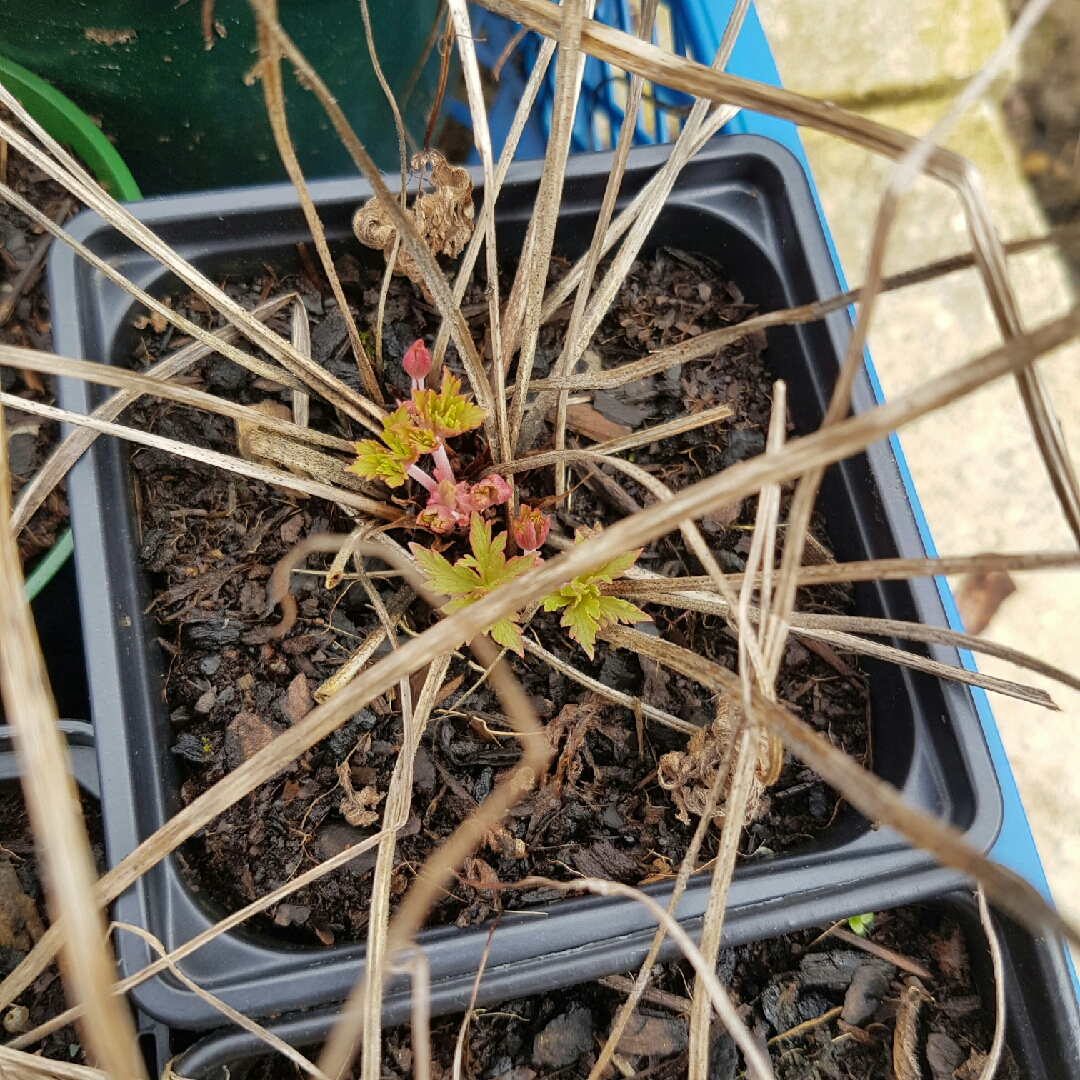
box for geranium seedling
[542,530,651,658]
[348,341,507,532]
[410,514,537,655]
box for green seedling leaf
[382,407,437,457]
[847,912,874,937]
[413,369,486,439]
[348,405,437,486]
[410,514,536,655]
[543,531,650,658]
[411,543,486,598]
[348,439,412,487]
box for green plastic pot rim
[0,54,141,201]
[2,54,141,599]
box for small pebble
[281,672,314,725]
[272,903,311,928]
[473,767,494,803]
[841,961,895,1026]
[413,745,436,792]
[533,1005,594,1069]
[224,711,277,769]
[7,432,36,476]
[193,688,217,715]
[615,1014,687,1058]
[198,654,222,677]
[926,1031,964,1080]
[314,822,378,876]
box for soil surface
[232,901,1018,1080]
[0,104,78,563]
[0,782,105,1064]
[129,248,868,944]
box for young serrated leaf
[348,440,411,487]
[488,617,526,656]
[595,595,652,628]
[464,513,502,575]
[584,548,643,584]
[410,517,535,651]
[409,542,481,598]
[383,403,415,430]
[558,586,605,659]
[382,416,436,460]
[413,369,487,439]
[458,515,536,590]
[541,536,649,657]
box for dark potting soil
[0,103,78,564]
[0,784,105,1064]
[232,901,1018,1080]
[127,247,868,944]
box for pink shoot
[431,442,456,484]
[471,474,512,512]
[402,338,432,389]
[406,463,437,494]
[510,504,551,554]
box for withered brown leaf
[352,149,474,301]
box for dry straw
[0,1,1076,1077]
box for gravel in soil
[0,103,79,564]
[128,247,868,943]
[0,783,105,1064]
[230,901,1019,1080]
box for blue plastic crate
[459,0,801,161]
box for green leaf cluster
[847,912,875,937]
[410,515,537,655]
[348,370,483,485]
[542,548,650,658]
[412,369,486,439]
[411,519,650,660]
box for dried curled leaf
[336,761,384,827]
[485,822,526,859]
[351,149,474,299]
[656,696,772,825]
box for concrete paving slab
[755,0,1011,104]
[753,7,1080,931]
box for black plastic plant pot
[0,541,91,726]
[51,137,1003,1029]
[168,892,1080,1080]
[0,720,98,798]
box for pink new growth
[352,343,506,536]
[510,504,551,554]
[413,475,509,534]
[470,473,512,512]
[402,338,432,390]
